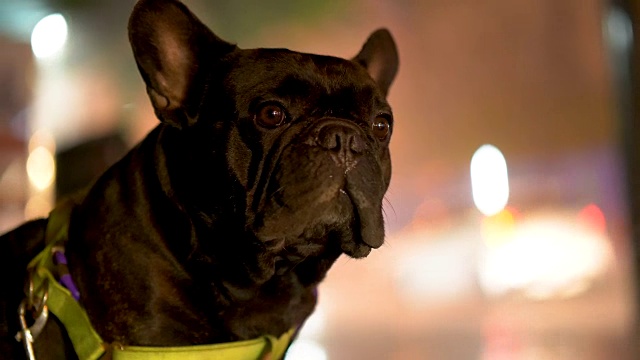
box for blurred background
[0,0,638,359]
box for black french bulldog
[0,0,398,358]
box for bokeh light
[286,339,328,360]
[31,13,68,59]
[26,146,55,191]
[471,144,510,216]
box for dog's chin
[341,242,372,259]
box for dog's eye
[372,116,391,140]
[255,104,286,128]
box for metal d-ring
[26,270,48,314]
[16,271,50,360]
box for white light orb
[31,14,68,59]
[470,144,509,216]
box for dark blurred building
[55,132,127,200]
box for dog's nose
[316,122,365,167]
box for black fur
[0,0,398,358]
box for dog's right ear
[129,0,236,128]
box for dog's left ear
[128,0,237,128]
[353,29,399,97]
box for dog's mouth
[252,145,386,258]
[257,186,380,259]
[336,188,378,259]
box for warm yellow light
[478,212,613,299]
[24,194,51,219]
[27,146,56,191]
[470,144,509,216]
[481,208,516,247]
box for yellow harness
[21,203,294,360]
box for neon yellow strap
[30,263,107,360]
[112,329,295,360]
[27,202,295,360]
[28,201,107,360]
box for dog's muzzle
[253,117,386,256]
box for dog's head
[129,0,398,261]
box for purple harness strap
[52,248,81,301]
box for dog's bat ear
[128,0,236,128]
[353,29,399,97]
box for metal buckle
[15,273,49,360]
